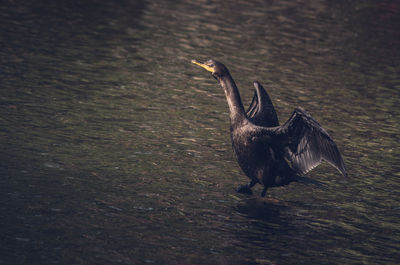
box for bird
[192,59,347,197]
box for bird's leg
[236,179,257,195]
[261,187,267,197]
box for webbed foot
[236,184,253,195]
[261,187,267,197]
[236,179,257,195]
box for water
[1,0,399,264]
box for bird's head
[191,59,229,78]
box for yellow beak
[191,59,214,73]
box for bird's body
[192,59,347,196]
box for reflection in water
[0,0,399,264]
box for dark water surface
[1,0,399,264]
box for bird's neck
[218,74,246,126]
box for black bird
[192,59,347,197]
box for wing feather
[278,107,347,176]
[246,81,279,127]
[246,92,259,120]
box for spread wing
[276,107,347,176]
[246,81,279,127]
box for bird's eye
[209,64,214,67]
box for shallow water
[1,0,399,264]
